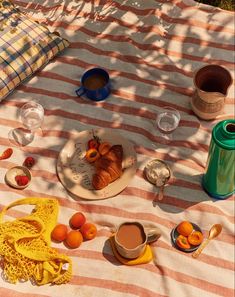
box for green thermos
[203,119,235,199]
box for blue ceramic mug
[75,68,110,101]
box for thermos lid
[212,119,235,150]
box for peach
[51,224,68,242]
[177,221,193,237]
[69,212,86,229]
[65,230,83,249]
[80,223,97,240]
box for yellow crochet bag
[0,197,72,285]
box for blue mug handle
[75,86,86,97]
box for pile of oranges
[51,212,97,249]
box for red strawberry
[0,148,13,160]
[88,138,100,150]
[15,175,29,186]
[87,132,100,149]
[23,157,35,168]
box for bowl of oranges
[171,221,204,252]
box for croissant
[92,145,123,190]
[92,169,111,190]
[103,145,123,162]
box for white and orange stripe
[0,0,234,296]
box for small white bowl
[5,166,32,189]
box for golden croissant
[92,145,123,190]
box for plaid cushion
[0,0,69,101]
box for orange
[51,224,68,242]
[65,230,83,249]
[69,212,86,229]
[176,221,193,237]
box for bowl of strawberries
[5,166,32,189]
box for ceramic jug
[203,119,235,199]
[191,65,232,120]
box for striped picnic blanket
[0,0,234,296]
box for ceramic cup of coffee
[75,68,110,101]
[114,221,161,259]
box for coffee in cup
[75,68,110,101]
[114,221,161,259]
[83,74,107,90]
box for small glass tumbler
[155,107,180,141]
[20,101,44,141]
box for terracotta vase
[191,65,232,120]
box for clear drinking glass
[155,107,180,141]
[20,101,44,141]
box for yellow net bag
[0,197,72,285]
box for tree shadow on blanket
[9,0,234,213]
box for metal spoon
[156,178,169,201]
[192,224,222,258]
[154,163,171,201]
[157,185,165,201]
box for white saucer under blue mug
[75,68,110,101]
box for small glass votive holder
[155,106,181,141]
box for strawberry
[15,175,29,186]
[0,148,13,160]
[87,131,100,149]
[23,156,35,168]
[88,138,100,150]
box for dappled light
[2,1,233,153]
[0,0,234,296]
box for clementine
[69,212,86,229]
[65,230,83,249]
[51,224,68,242]
[176,221,193,237]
